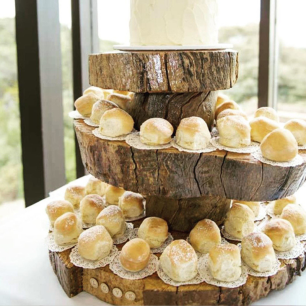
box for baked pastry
[224,203,255,239]
[272,195,297,215]
[90,100,118,125]
[175,117,211,150]
[208,244,241,282]
[284,119,306,146]
[262,219,296,252]
[119,238,151,272]
[241,232,276,272]
[105,185,125,205]
[78,225,113,261]
[217,109,248,121]
[113,90,131,96]
[189,219,221,254]
[281,204,306,235]
[99,108,134,137]
[46,199,74,226]
[140,118,174,145]
[217,115,251,148]
[108,93,132,110]
[137,217,168,248]
[160,240,198,282]
[64,185,86,209]
[260,128,298,162]
[232,200,261,217]
[74,93,99,117]
[254,107,279,122]
[215,101,240,119]
[54,212,83,246]
[83,86,104,99]
[80,194,105,224]
[96,205,126,238]
[216,93,231,108]
[250,117,280,143]
[85,176,109,196]
[118,191,144,218]
[102,89,113,100]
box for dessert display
[260,128,298,162]
[284,119,306,146]
[208,244,241,282]
[77,225,113,261]
[249,117,280,143]
[189,219,221,254]
[137,217,168,248]
[118,191,144,218]
[241,232,276,273]
[80,194,105,224]
[96,205,126,238]
[224,203,255,239]
[53,212,83,246]
[64,185,86,208]
[262,219,296,252]
[175,117,211,150]
[49,0,306,304]
[272,195,297,215]
[46,199,74,226]
[160,240,198,282]
[140,118,174,145]
[119,238,150,272]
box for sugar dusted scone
[80,194,105,224]
[46,199,74,226]
[108,93,132,110]
[83,86,104,99]
[215,101,240,119]
[272,195,297,215]
[217,109,248,121]
[118,191,144,218]
[254,107,279,122]
[85,176,109,196]
[74,93,99,117]
[232,200,261,217]
[281,204,306,235]
[250,117,280,143]
[284,119,306,146]
[105,185,125,205]
[64,185,86,209]
[90,100,118,125]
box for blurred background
[0,0,305,220]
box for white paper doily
[255,203,267,221]
[296,233,306,242]
[157,261,204,286]
[69,245,118,268]
[46,233,78,252]
[84,119,99,127]
[252,151,304,167]
[221,226,258,242]
[298,144,306,150]
[243,258,281,277]
[110,253,158,280]
[211,127,219,137]
[198,254,248,288]
[274,240,304,259]
[113,223,134,245]
[125,132,173,150]
[129,228,174,253]
[211,137,260,153]
[93,128,133,141]
[68,110,87,120]
[171,139,216,153]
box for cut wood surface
[146,195,231,232]
[49,231,306,306]
[89,50,238,93]
[75,120,306,201]
[127,91,217,130]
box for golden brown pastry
[118,191,144,218]
[215,101,240,119]
[74,93,99,117]
[281,204,306,235]
[284,119,306,146]
[272,195,297,215]
[216,93,231,108]
[232,200,261,217]
[254,107,279,122]
[90,100,118,125]
[64,185,86,209]
[46,199,74,226]
[83,86,104,99]
[217,109,248,121]
[250,117,280,143]
[105,185,125,205]
[108,93,132,110]
[85,176,109,196]
[80,194,105,224]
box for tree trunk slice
[74,120,306,201]
[49,234,306,306]
[89,50,238,93]
[127,91,217,130]
[145,195,231,232]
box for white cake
[130,0,219,46]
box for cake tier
[75,120,306,201]
[49,232,306,306]
[89,50,238,93]
[127,91,217,130]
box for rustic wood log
[145,195,231,232]
[49,237,306,306]
[49,249,83,297]
[126,91,217,130]
[89,50,238,93]
[74,120,306,201]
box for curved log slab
[49,238,306,306]
[146,196,231,232]
[75,120,306,201]
[89,50,238,93]
[127,91,217,130]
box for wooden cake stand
[50,50,306,305]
